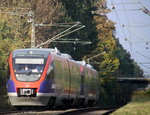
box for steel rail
[57,107,119,115]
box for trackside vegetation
[111,89,150,115]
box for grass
[111,89,150,115]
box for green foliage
[100,77,122,106]
[114,40,134,77]
[112,89,150,115]
[60,0,98,59]
[98,85,109,106]
[0,21,26,80]
[84,14,120,77]
[132,89,150,101]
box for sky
[106,0,150,77]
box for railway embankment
[111,88,150,115]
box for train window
[13,57,46,82]
[14,58,45,73]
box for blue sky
[106,0,150,77]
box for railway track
[0,109,45,115]
[58,107,118,115]
[0,109,26,115]
[0,107,119,115]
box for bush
[132,88,150,101]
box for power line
[124,24,150,28]
[111,1,130,40]
[112,2,140,5]
[36,22,85,48]
[137,0,150,16]
[112,9,141,12]
[122,0,132,53]
[51,41,91,44]
[139,62,150,64]
[139,63,150,70]
[124,27,149,43]
[136,51,150,60]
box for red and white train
[7,48,99,108]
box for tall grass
[132,88,150,101]
[111,88,150,115]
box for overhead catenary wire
[123,27,149,44]
[139,63,150,70]
[137,0,150,16]
[109,0,150,74]
[111,0,133,52]
[111,5,128,39]
[0,6,86,48]
[136,51,150,60]
[112,9,141,12]
[51,41,91,44]
[139,62,150,64]
[112,2,140,5]
[36,22,85,48]
[122,0,132,53]
[124,24,150,28]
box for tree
[0,21,26,81]
[59,0,98,59]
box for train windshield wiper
[26,70,32,75]
[15,70,32,75]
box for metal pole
[31,22,35,48]
[27,11,35,48]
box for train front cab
[7,49,56,107]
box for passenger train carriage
[7,48,99,108]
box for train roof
[13,48,60,53]
[76,61,97,71]
[61,53,73,60]
[12,48,61,57]
[13,48,74,60]
[12,48,97,72]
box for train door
[53,59,64,95]
[67,60,79,106]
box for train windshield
[13,58,46,82]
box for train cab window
[13,58,46,82]
[14,58,45,73]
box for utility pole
[0,7,36,48]
[31,22,35,48]
[0,7,85,48]
[27,11,35,48]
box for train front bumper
[8,93,55,106]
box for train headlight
[16,74,19,77]
[37,74,41,77]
